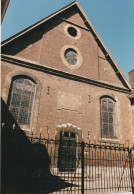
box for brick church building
[1,1,134,146]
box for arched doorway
[56,123,82,172]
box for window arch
[100,96,117,139]
[8,76,36,128]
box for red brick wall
[1,61,133,145]
[2,10,124,87]
[129,70,134,84]
[1,8,133,146]
[128,70,134,137]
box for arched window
[100,97,117,139]
[8,76,36,128]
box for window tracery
[101,97,117,139]
[8,77,36,126]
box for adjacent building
[1,0,10,22]
[128,70,134,130]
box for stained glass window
[101,97,117,139]
[64,48,77,65]
[8,77,35,126]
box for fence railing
[28,136,134,194]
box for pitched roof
[1,0,132,90]
[1,1,77,46]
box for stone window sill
[98,138,119,143]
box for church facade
[1,1,134,146]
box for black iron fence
[28,136,134,194]
[1,122,134,194]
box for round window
[61,45,82,69]
[67,27,77,37]
[64,24,81,40]
[64,48,77,65]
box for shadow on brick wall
[2,7,77,56]
[1,98,76,194]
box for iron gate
[58,132,76,172]
[29,137,134,194]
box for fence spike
[1,122,5,127]
[13,123,15,129]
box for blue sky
[2,0,134,80]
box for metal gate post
[128,148,134,193]
[81,141,84,194]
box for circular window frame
[64,24,81,40]
[61,45,82,69]
[64,48,77,66]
